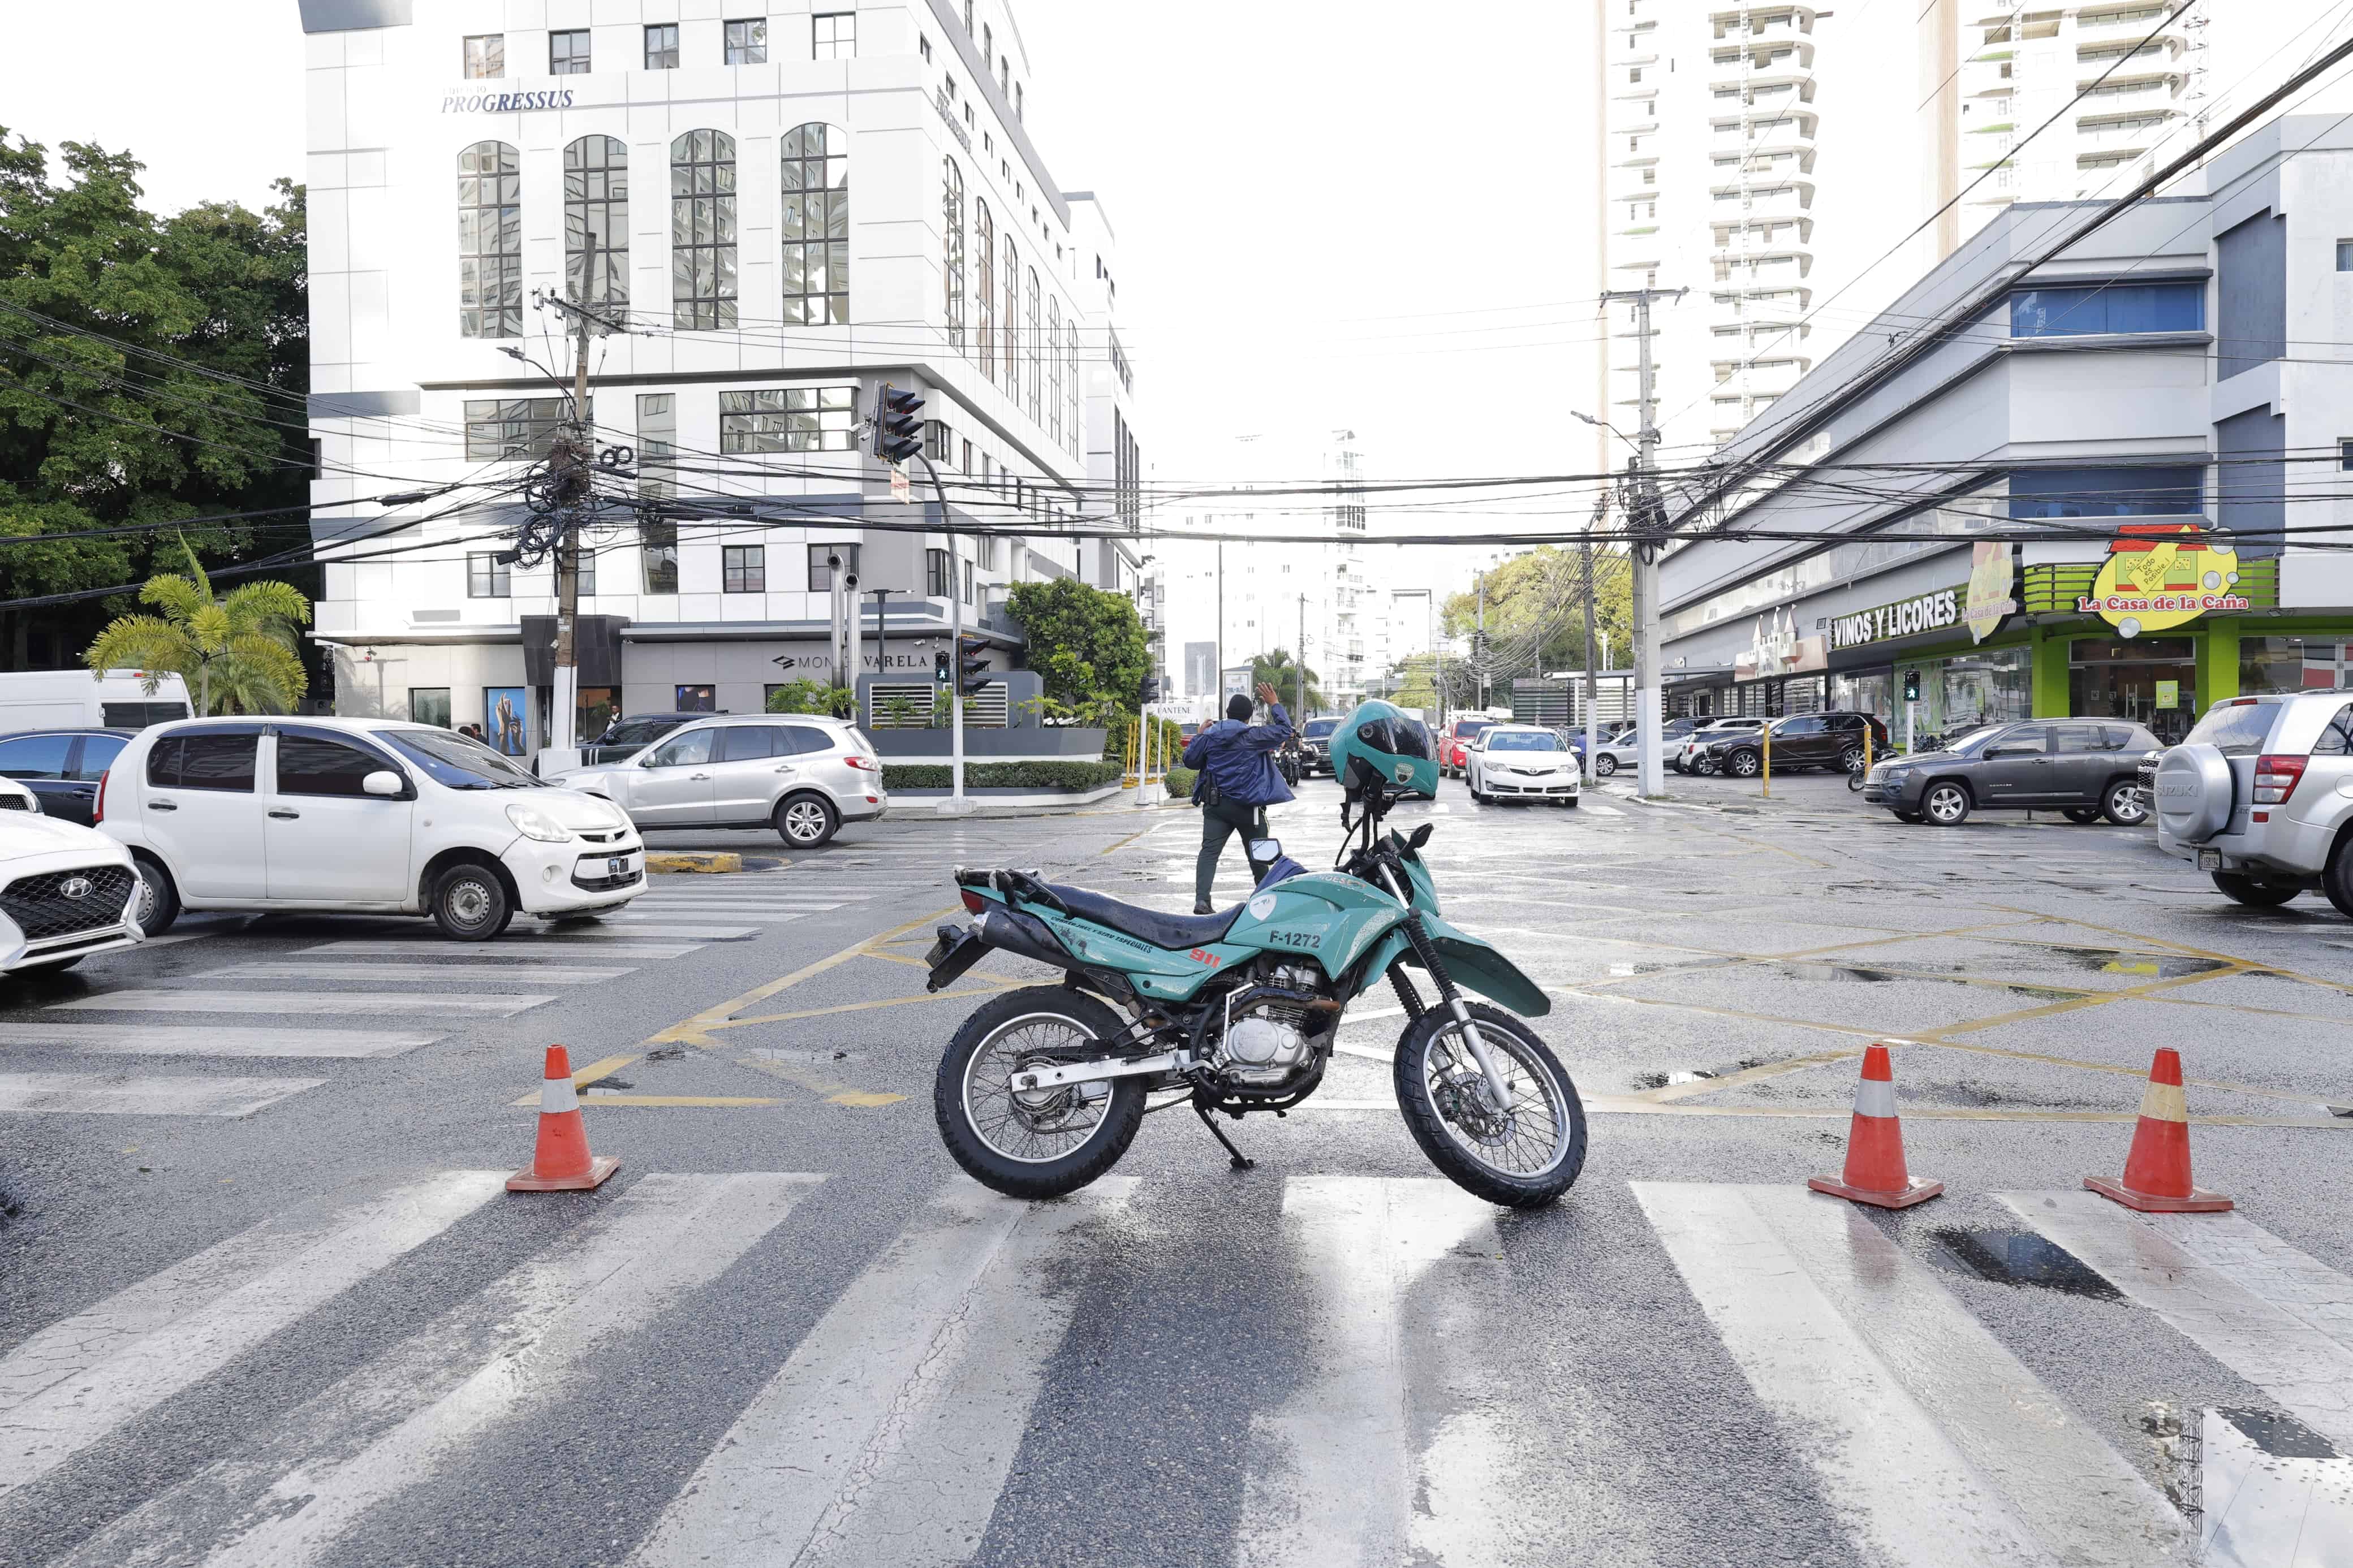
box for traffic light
[1902,668,1921,702]
[933,649,951,686]
[1140,675,1160,703]
[873,382,924,464]
[957,634,991,697]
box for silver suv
[567,715,887,848]
[2153,692,2353,914]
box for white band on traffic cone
[541,1074,580,1114]
[1853,1077,1897,1119]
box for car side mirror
[361,771,403,797]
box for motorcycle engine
[1215,965,1324,1087]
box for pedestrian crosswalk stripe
[0,1071,328,1117]
[192,961,633,985]
[1234,1177,1511,1568]
[303,940,702,960]
[1636,1182,2183,1566]
[630,901,844,914]
[102,1173,818,1568]
[50,991,558,1017]
[628,1177,1134,1568]
[600,921,762,938]
[1577,799,1626,818]
[0,1023,438,1059]
[0,1169,504,1498]
[1999,1190,2353,1452]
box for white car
[97,717,645,941]
[564,714,887,848]
[1671,717,1767,774]
[1465,725,1583,806]
[1587,734,1641,778]
[0,807,144,975]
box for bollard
[1762,720,1772,799]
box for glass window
[2312,705,2353,757]
[71,735,126,781]
[550,28,591,74]
[2341,438,2353,473]
[383,727,544,790]
[0,735,74,779]
[457,141,522,339]
[98,701,189,729]
[671,129,739,331]
[941,157,964,351]
[463,398,571,462]
[1486,731,1563,751]
[2052,723,2106,754]
[2009,281,2203,337]
[2240,635,2353,695]
[808,544,860,590]
[720,725,781,762]
[781,124,849,326]
[1045,294,1062,444]
[573,542,597,597]
[925,420,953,463]
[778,724,834,755]
[648,728,717,766]
[1002,235,1019,400]
[2337,240,2352,273]
[150,731,260,792]
[723,545,766,593]
[644,23,679,68]
[564,136,629,310]
[467,554,511,598]
[1773,715,1826,735]
[675,684,717,712]
[2007,465,2204,520]
[1985,725,2048,755]
[721,386,856,452]
[410,689,453,728]
[464,34,505,79]
[2183,700,2278,756]
[1025,267,1041,421]
[926,548,954,598]
[1066,325,1081,459]
[639,519,679,594]
[725,19,768,63]
[976,201,995,381]
[813,12,856,59]
[278,732,397,797]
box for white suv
[2153,691,2353,915]
[565,714,886,848]
[97,718,646,940]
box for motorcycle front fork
[1378,874,1516,1114]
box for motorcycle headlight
[505,802,572,842]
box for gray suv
[567,715,887,848]
[2154,692,2353,914]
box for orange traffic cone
[2085,1047,2231,1212]
[507,1046,621,1193]
[1808,1044,1942,1209]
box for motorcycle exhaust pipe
[979,905,1076,971]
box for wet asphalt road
[2,770,2350,1567]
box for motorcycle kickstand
[1192,1096,1255,1171]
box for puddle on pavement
[1769,960,2085,1001]
[1927,1227,2122,1299]
[2195,1406,2353,1565]
[2035,945,2235,980]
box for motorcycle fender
[1355,916,1551,1017]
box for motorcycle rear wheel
[934,987,1147,1200]
[1393,1001,1587,1207]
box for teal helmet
[1330,699,1438,800]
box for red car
[1440,717,1499,778]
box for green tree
[1441,546,1633,678]
[84,537,309,714]
[1249,647,1325,714]
[0,128,308,664]
[765,679,855,717]
[1006,578,1150,715]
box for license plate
[2197,849,2222,871]
[607,857,628,875]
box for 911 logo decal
[1188,948,1221,966]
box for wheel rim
[445,877,496,932]
[1420,1018,1572,1178]
[1729,753,1755,777]
[2108,784,2147,824]
[783,801,830,844]
[1841,749,1864,774]
[134,867,158,925]
[961,1012,1117,1164]
[1596,756,1615,776]
[1927,786,1965,823]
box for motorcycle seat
[1038,883,1239,951]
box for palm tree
[1251,647,1325,714]
[84,538,311,716]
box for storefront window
[2241,636,2353,696]
[2069,637,2197,744]
[1902,647,2031,741]
[1831,669,1893,728]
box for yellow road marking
[649,906,958,1046]
[579,1094,785,1107]
[723,985,1019,1030]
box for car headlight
[505,802,572,842]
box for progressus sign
[442,88,579,115]
[1829,587,1964,651]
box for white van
[0,671,193,732]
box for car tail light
[960,889,985,914]
[843,754,880,772]
[2252,754,2307,805]
[93,768,108,824]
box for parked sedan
[1861,719,2157,827]
[567,714,887,847]
[1438,717,1500,778]
[1465,725,1581,806]
[0,728,136,825]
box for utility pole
[1581,490,1608,777]
[868,586,895,692]
[1215,538,1225,715]
[1296,593,1308,717]
[1598,284,1684,796]
[549,242,597,754]
[1475,571,1488,710]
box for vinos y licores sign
[1829,588,1966,651]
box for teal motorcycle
[924,701,1588,1207]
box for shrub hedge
[1163,767,1197,800]
[880,761,1127,793]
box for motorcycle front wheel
[1393,1001,1587,1207]
[934,986,1147,1200]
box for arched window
[1025,268,1041,422]
[1001,236,1019,400]
[781,123,847,326]
[671,129,738,331]
[457,141,520,338]
[941,157,964,351]
[975,201,996,381]
[1066,324,1080,458]
[563,136,628,310]
[1046,294,1062,444]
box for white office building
[298,0,1142,747]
